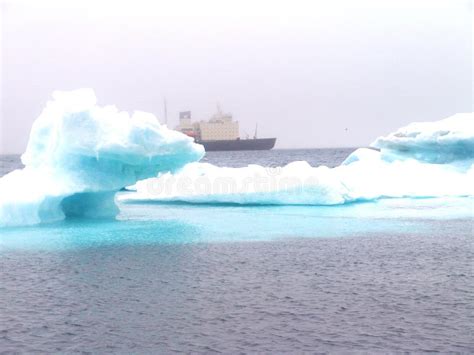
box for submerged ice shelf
[2,197,472,251]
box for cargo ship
[174,107,276,151]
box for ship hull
[197,138,276,151]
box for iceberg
[1,91,472,228]
[122,113,474,205]
[0,89,204,226]
[371,113,474,164]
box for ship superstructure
[175,107,276,151]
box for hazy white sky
[0,0,472,153]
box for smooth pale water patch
[0,219,201,251]
[1,196,472,251]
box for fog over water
[0,0,472,153]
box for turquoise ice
[0,89,204,226]
[0,89,472,228]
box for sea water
[1,149,473,353]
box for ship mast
[216,102,223,118]
[163,98,168,125]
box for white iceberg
[371,113,474,163]
[0,89,204,226]
[1,92,472,228]
[122,113,474,205]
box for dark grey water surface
[0,148,354,177]
[1,149,473,353]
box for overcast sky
[0,0,472,153]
